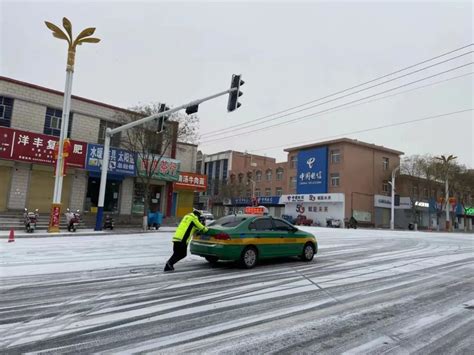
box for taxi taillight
[214,233,231,240]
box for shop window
[44,107,73,138]
[265,188,271,196]
[383,157,390,171]
[86,177,120,212]
[330,149,341,164]
[276,187,282,196]
[276,168,283,181]
[266,169,272,181]
[99,120,121,147]
[215,160,221,180]
[222,159,228,180]
[290,155,297,169]
[131,182,161,214]
[331,173,340,187]
[256,170,262,182]
[0,96,14,127]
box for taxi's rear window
[210,215,247,227]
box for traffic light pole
[94,86,238,230]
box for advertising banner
[296,146,328,194]
[0,127,86,168]
[137,155,180,181]
[85,143,136,176]
[256,196,283,205]
[280,193,344,204]
[232,197,252,206]
[374,195,411,209]
[173,172,207,191]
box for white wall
[284,202,344,226]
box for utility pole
[390,166,400,230]
[44,17,100,232]
[95,76,244,230]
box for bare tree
[116,103,199,230]
[446,164,474,229]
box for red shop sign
[0,127,86,168]
[173,172,207,191]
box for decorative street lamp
[45,17,100,232]
[434,155,457,232]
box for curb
[0,228,177,239]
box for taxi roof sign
[244,206,268,215]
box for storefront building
[173,172,207,217]
[227,196,284,217]
[0,76,197,220]
[281,193,345,226]
[284,138,404,227]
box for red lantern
[53,139,72,176]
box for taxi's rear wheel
[205,256,219,264]
[301,242,315,261]
[240,246,258,269]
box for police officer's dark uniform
[164,209,208,271]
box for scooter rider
[164,209,209,272]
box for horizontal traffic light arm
[108,87,238,136]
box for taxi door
[271,218,301,256]
[247,217,286,258]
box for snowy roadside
[1,227,471,279]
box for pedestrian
[164,209,209,272]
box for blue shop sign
[297,146,328,194]
[232,197,252,206]
[86,143,136,176]
[257,196,282,205]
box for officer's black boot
[164,262,174,272]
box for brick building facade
[0,76,199,221]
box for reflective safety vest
[173,213,209,245]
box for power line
[201,44,473,137]
[200,62,473,145]
[247,109,472,153]
[202,51,472,138]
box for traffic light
[156,103,169,133]
[185,104,199,115]
[227,74,244,112]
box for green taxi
[190,214,318,269]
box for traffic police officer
[164,209,209,271]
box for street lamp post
[45,18,100,232]
[435,155,457,231]
[390,166,400,230]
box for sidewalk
[0,226,177,239]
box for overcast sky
[1,0,473,167]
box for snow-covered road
[1,228,473,354]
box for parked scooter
[65,208,81,232]
[23,208,39,233]
[345,216,358,229]
[103,215,114,230]
[326,217,341,228]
